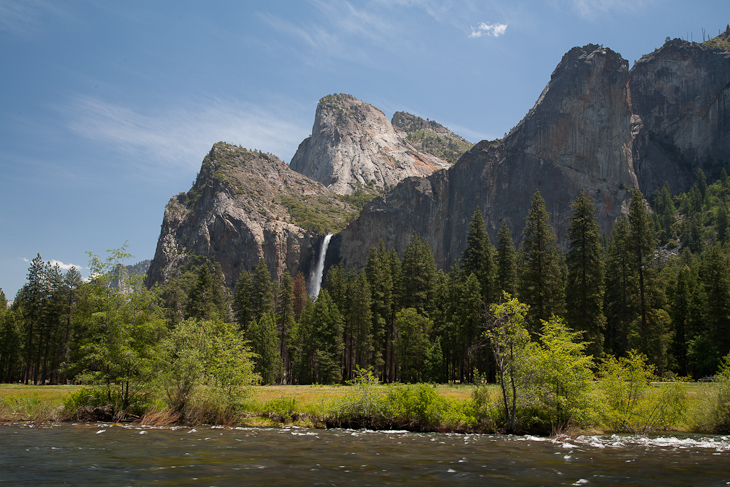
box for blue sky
[1,0,727,299]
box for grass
[0,382,723,435]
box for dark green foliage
[293,290,344,384]
[604,215,635,357]
[496,221,517,296]
[565,190,605,356]
[518,190,565,330]
[185,263,228,322]
[399,233,438,317]
[394,308,432,383]
[233,270,253,330]
[462,208,496,303]
[248,311,283,384]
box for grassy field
[0,382,721,434]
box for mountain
[330,37,730,271]
[631,30,730,195]
[146,143,356,288]
[391,111,473,164]
[290,94,453,195]
[147,32,730,288]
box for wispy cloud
[0,0,74,39]
[568,0,653,19]
[469,22,507,38]
[63,95,310,173]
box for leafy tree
[483,294,530,433]
[496,221,517,296]
[518,190,565,329]
[528,316,594,430]
[159,318,259,421]
[565,190,605,356]
[462,207,496,303]
[76,245,166,416]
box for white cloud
[63,95,311,172]
[469,22,507,38]
[49,260,82,271]
[0,0,74,39]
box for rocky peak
[392,111,473,164]
[146,142,357,289]
[290,94,451,195]
[507,44,638,189]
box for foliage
[158,319,259,422]
[598,351,688,434]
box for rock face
[391,112,473,164]
[333,38,730,271]
[146,143,355,288]
[631,33,730,195]
[290,94,452,195]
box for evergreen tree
[399,233,438,317]
[251,259,273,323]
[277,273,296,383]
[701,244,730,360]
[248,311,282,384]
[626,190,656,352]
[394,308,432,382]
[462,207,496,303]
[496,221,517,296]
[717,203,729,243]
[344,271,373,380]
[292,272,308,321]
[233,270,253,330]
[185,264,217,321]
[565,190,605,356]
[518,190,565,329]
[651,182,678,244]
[365,241,393,380]
[293,290,344,384]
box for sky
[1,0,728,300]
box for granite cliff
[146,143,355,288]
[290,94,454,195]
[631,30,730,195]
[330,44,639,270]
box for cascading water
[309,233,333,299]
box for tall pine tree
[518,190,565,330]
[565,190,605,356]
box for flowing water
[1,424,728,486]
[310,233,333,299]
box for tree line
[2,170,730,389]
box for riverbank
[0,382,723,435]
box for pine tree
[518,190,565,329]
[185,264,218,321]
[717,203,728,243]
[626,190,656,351]
[604,215,635,356]
[462,207,496,303]
[248,311,282,384]
[399,233,438,317]
[251,259,273,323]
[292,272,308,321]
[565,190,605,356]
[233,270,253,330]
[701,244,730,360]
[293,290,344,384]
[277,273,296,382]
[496,221,517,296]
[365,242,393,380]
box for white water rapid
[310,233,333,299]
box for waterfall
[310,233,333,299]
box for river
[1,424,728,485]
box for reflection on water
[1,424,728,486]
